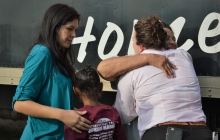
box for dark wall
[0,0,219,76]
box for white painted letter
[127,19,138,55]
[170,17,194,51]
[72,16,96,63]
[198,12,220,53]
[98,22,124,60]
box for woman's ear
[56,27,61,35]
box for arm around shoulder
[97,54,149,81]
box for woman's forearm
[14,100,63,120]
[14,100,91,132]
[97,53,177,81]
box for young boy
[64,65,127,140]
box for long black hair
[33,3,80,81]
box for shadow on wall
[202,97,220,132]
[193,57,220,76]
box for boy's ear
[99,82,103,92]
[73,87,80,95]
[73,87,76,93]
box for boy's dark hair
[134,15,167,50]
[73,65,102,101]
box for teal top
[12,44,73,140]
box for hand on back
[61,110,91,133]
[147,54,177,78]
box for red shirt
[64,105,127,140]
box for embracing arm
[14,100,91,133]
[97,53,177,81]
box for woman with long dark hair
[12,3,90,139]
